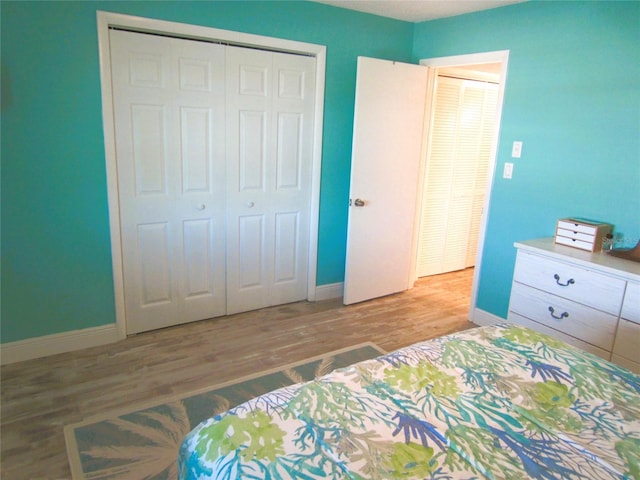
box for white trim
[96,11,326,335]
[470,307,505,327]
[409,66,437,285]
[314,282,344,301]
[306,48,326,302]
[418,50,510,317]
[0,325,119,365]
[419,51,509,69]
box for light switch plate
[512,141,523,158]
[503,162,514,179]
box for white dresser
[508,238,640,372]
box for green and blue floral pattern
[179,325,640,479]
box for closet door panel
[270,52,315,304]
[274,211,300,283]
[417,76,498,277]
[137,222,172,306]
[237,215,266,288]
[277,112,304,189]
[239,111,267,191]
[181,107,213,193]
[131,105,168,195]
[226,46,315,314]
[111,30,226,334]
[417,79,459,277]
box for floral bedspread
[178,324,640,479]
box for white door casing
[110,30,227,333]
[343,57,428,305]
[97,12,326,337]
[225,46,316,314]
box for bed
[178,324,639,479]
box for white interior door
[343,57,428,305]
[225,46,316,314]
[110,30,227,334]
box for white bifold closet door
[417,75,498,277]
[110,30,315,334]
[225,46,315,315]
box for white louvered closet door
[417,76,498,277]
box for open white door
[343,57,428,305]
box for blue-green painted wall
[1,1,413,342]
[413,1,640,318]
[2,1,639,343]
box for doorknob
[196,204,206,210]
[246,201,255,208]
[353,198,365,207]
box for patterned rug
[64,343,384,480]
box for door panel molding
[97,11,326,338]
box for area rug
[64,342,384,480]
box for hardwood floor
[1,268,475,479]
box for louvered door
[417,76,498,277]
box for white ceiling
[313,0,524,22]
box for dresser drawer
[509,282,618,350]
[612,318,640,364]
[513,251,625,314]
[556,228,596,243]
[621,282,640,324]
[507,312,610,359]
[555,235,595,251]
[557,219,600,235]
[610,354,640,374]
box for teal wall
[413,1,640,318]
[1,1,413,342]
[2,1,639,343]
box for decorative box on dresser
[508,238,640,373]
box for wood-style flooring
[1,268,475,479]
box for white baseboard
[314,282,344,302]
[1,324,120,365]
[0,303,500,364]
[0,285,345,365]
[470,307,505,327]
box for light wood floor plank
[1,268,475,479]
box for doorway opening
[416,51,509,323]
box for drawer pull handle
[553,274,575,287]
[548,306,569,320]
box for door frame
[417,50,509,324]
[96,11,326,338]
